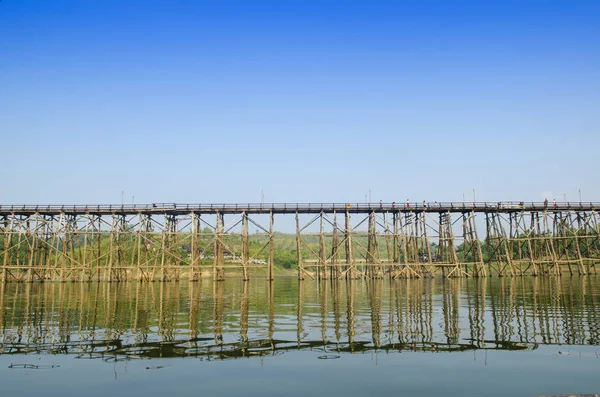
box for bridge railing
[0,201,598,213]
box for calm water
[0,277,599,397]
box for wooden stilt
[242,212,249,281]
[331,211,339,280]
[319,212,326,280]
[344,210,355,279]
[268,212,274,281]
[215,213,225,281]
[296,212,304,280]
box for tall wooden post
[82,214,91,281]
[496,213,515,276]
[241,212,249,281]
[268,212,274,281]
[189,213,197,281]
[2,215,12,283]
[367,211,377,278]
[470,212,486,277]
[571,213,587,275]
[524,212,538,276]
[392,212,399,264]
[400,213,409,276]
[136,214,144,281]
[421,212,433,277]
[556,213,572,276]
[319,212,326,280]
[107,214,116,281]
[344,210,355,279]
[214,213,225,281]
[543,210,558,276]
[296,212,303,280]
[331,212,339,279]
[26,214,40,283]
[59,213,68,282]
[383,213,392,275]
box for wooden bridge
[1,201,598,282]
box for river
[0,276,599,396]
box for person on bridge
[406,199,410,209]
[380,200,383,209]
[553,198,557,208]
[544,198,548,207]
[392,201,396,209]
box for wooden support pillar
[438,212,447,277]
[392,212,399,277]
[572,213,587,275]
[268,212,274,281]
[58,213,68,282]
[421,212,433,277]
[392,212,399,262]
[497,213,515,276]
[470,212,486,277]
[107,214,116,282]
[383,213,392,276]
[577,212,592,274]
[400,213,409,277]
[366,211,377,278]
[26,215,39,282]
[440,212,462,278]
[188,213,197,281]
[590,210,600,274]
[557,212,572,276]
[116,215,125,282]
[241,212,249,281]
[214,213,225,281]
[331,212,339,279]
[542,210,558,275]
[2,215,12,283]
[135,214,144,281]
[319,212,326,280]
[296,212,303,280]
[344,210,355,279]
[531,213,541,276]
[82,215,91,282]
[168,215,181,282]
[524,212,538,276]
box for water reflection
[0,277,598,363]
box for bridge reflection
[0,277,598,362]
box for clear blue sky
[1,0,598,205]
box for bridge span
[1,201,599,282]
[0,201,597,215]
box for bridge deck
[0,201,598,216]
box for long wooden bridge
[1,201,599,282]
